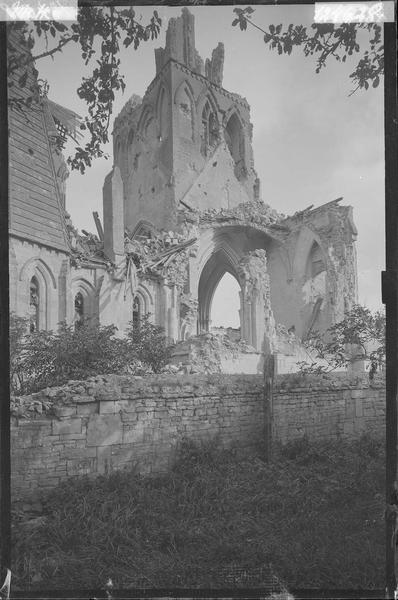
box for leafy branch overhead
[232,7,384,94]
[7,7,162,173]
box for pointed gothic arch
[196,86,220,117]
[127,128,135,165]
[19,257,57,330]
[174,79,196,141]
[292,226,329,282]
[197,246,243,334]
[133,284,155,322]
[224,111,246,179]
[19,257,57,290]
[306,241,326,280]
[71,277,97,326]
[137,104,156,138]
[156,85,170,140]
[199,98,219,156]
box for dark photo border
[1,1,397,598]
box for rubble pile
[274,323,302,355]
[179,292,199,331]
[199,199,284,229]
[64,211,106,266]
[124,228,196,288]
[170,332,256,374]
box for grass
[12,435,385,591]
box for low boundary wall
[11,372,385,500]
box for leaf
[372,75,380,88]
[269,24,275,34]
[232,19,239,27]
[53,21,67,33]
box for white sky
[34,4,385,321]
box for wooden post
[264,353,275,463]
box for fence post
[264,353,275,463]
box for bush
[300,304,386,377]
[125,314,173,373]
[10,315,131,395]
[10,313,173,395]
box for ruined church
[9,9,358,373]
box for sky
[34,4,385,324]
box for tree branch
[32,35,75,62]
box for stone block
[97,445,112,475]
[345,399,355,418]
[52,418,82,435]
[86,414,122,446]
[355,398,363,417]
[53,406,77,418]
[59,431,87,441]
[77,403,98,416]
[99,401,116,414]
[72,395,94,404]
[61,447,97,460]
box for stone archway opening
[197,249,242,336]
[210,272,241,339]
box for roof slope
[8,35,70,253]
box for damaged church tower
[104,7,260,241]
[101,8,358,372]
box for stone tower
[104,7,260,250]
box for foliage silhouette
[232,7,383,95]
[7,7,162,172]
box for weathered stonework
[11,373,385,501]
[9,11,358,370]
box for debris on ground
[169,332,257,374]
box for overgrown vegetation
[297,304,385,378]
[10,313,172,395]
[12,435,384,590]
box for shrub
[300,304,386,377]
[10,313,174,395]
[10,313,29,394]
[125,314,173,373]
[10,316,131,395]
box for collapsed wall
[11,373,385,502]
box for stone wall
[11,373,385,501]
[11,374,265,501]
[273,372,385,443]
